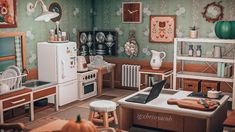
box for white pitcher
[150,50,166,69]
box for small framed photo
[122,2,142,23]
[149,15,176,43]
[0,0,17,28]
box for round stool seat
[89,100,117,112]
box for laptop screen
[145,79,166,103]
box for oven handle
[82,81,97,86]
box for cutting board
[167,98,219,111]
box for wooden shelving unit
[173,37,235,108]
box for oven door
[78,81,97,100]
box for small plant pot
[189,30,198,38]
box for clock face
[122,2,142,23]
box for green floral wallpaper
[93,0,235,62]
[0,0,93,69]
[1,0,235,70]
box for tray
[167,98,219,111]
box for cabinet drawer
[3,94,30,109]
[33,87,56,100]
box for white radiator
[122,64,140,87]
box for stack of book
[217,63,233,77]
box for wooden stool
[89,100,118,128]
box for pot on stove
[77,56,88,72]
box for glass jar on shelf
[196,45,202,57]
[49,29,55,41]
[188,45,194,56]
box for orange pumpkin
[61,115,97,132]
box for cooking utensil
[199,99,209,108]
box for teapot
[150,50,166,69]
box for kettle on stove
[77,56,88,72]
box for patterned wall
[93,0,235,62]
[0,0,93,69]
[1,0,235,70]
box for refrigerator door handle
[61,59,65,79]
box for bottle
[196,45,202,57]
[49,29,55,41]
[188,45,194,56]
[55,21,62,35]
[58,31,62,41]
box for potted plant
[189,26,199,38]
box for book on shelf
[217,62,222,77]
[217,63,233,78]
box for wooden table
[138,67,173,90]
[88,64,115,96]
[118,88,229,132]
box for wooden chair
[0,122,28,132]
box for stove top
[77,70,92,73]
[77,69,97,82]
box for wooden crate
[183,79,201,92]
[201,80,220,94]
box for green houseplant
[189,26,199,38]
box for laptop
[125,80,166,104]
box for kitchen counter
[118,87,229,132]
[0,81,58,123]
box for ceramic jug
[213,45,222,58]
[150,50,166,69]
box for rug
[97,95,117,100]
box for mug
[0,83,10,94]
[213,46,222,58]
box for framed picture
[0,0,17,28]
[122,2,142,23]
[149,15,176,43]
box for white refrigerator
[37,42,78,106]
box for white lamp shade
[35,11,59,22]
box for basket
[183,79,201,92]
[201,80,220,94]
